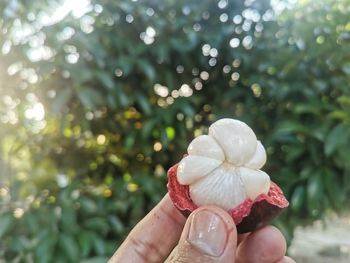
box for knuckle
[128,236,163,263]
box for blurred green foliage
[1,0,350,261]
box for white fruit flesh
[238,167,270,200]
[177,118,271,210]
[245,141,267,170]
[177,155,222,185]
[209,118,257,166]
[190,164,247,209]
[187,135,225,161]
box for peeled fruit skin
[167,163,289,234]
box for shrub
[1,0,349,261]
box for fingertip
[166,205,238,262]
[184,205,238,250]
[259,225,287,256]
[236,225,287,263]
[191,206,238,258]
[191,205,237,233]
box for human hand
[109,194,295,263]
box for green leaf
[325,123,350,156]
[58,234,80,262]
[61,205,78,233]
[322,169,346,209]
[307,175,324,213]
[274,121,308,134]
[0,213,14,238]
[181,103,195,117]
[136,94,151,115]
[294,103,321,115]
[290,186,305,212]
[76,87,103,109]
[108,215,124,234]
[72,68,92,85]
[10,236,32,252]
[160,129,168,146]
[125,132,136,149]
[96,71,114,91]
[142,119,157,138]
[26,213,40,235]
[93,237,106,255]
[285,146,304,163]
[327,110,350,121]
[78,231,95,257]
[116,56,134,76]
[337,95,350,106]
[35,231,57,263]
[52,88,72,113]
[138,60,155,81]
[79,197,97,214]
[341,62,350,75]
[84,217,110,234]
[157,45,169,62]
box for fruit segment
[244,141,267,170]
[238,167,270,199]
[189,164,247,210]
[187,135,225,161]
[209,118,257,166]
[177,155,222,185]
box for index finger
[109,194,186,263]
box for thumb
[166,206,237,263]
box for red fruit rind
[167,164,197,217]
[167,163,289,233]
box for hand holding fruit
[109,118,293,262]
[109,195,295,263]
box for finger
[166,206,237,263]
[236,226,287,263]
[237,233,250,245]
[275,256,296,263]
[109,194,186,263]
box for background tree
[1,0,350,262]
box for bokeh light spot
[127,183,139,192]
[153,142,162,151]
[229,38,240,48]
[13,208,24,219]
[97,134,106,145]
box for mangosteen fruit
[167,118,289,233]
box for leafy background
[1,0,350,262]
